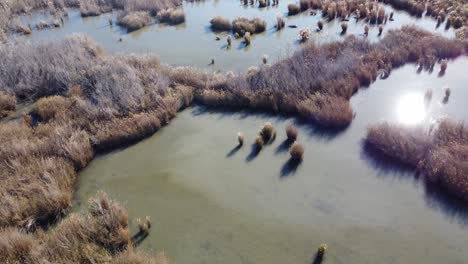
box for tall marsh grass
[366,119,468,201]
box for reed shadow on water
[275,139,293,154]
[246,144,261,162]
[226,144,242,157]
[280,158,301,177]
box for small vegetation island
[0,0,468,263]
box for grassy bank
[366,120,468,201]
[0,192,168,263]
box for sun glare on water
[396,93,427,125]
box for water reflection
[396,92,426,125]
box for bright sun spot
[396,93,426,125]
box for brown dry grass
[210,16,231,31]
[117,11,153,31]
[0,192,168,263]
[232,17,266,36]
[157,8,185,25]
[289,142,304,161]
[366,119,468,201]
[0,91,16,118]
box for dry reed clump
[289,142,304,161]
[260,122,276,142]
[157,8,185,25]
[255,135,265,148]
[341,22,348,33]
[366,119,468,201]
[317,19,323,30]
[210,16,232,31]
[244,32,252,45]
[0,91,16,117]
[299,28,311,42]
[286,124,298,141]
[288,3,301,15]
[299,0,310,11]
[232,17,266,36]
[117,11,153,31]
[276,16,285,30]
[0,192,167,263]
[237,132,244,146]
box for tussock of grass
[286,124,298,141]
[341,22,348,33]
[244,32,252,45]
[317,19,323,30]
[299,28,311,42]
[289,142,304,161]
[276,16,285,30]
[232,17,266,36]
[288,3,300,16]
[210,16,231,31]
[0,91,16,118]
[299,0,310,11]
[366,119,468,201]
[157,8,185,25]
[237,132,244,146]
[255,135,264,148]
[260,122,275,142]
[117,11,152,31]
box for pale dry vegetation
[232,17,267,36]
[366,119,468,201]
[117,11,153,31]
[0,192,167,263]
[0,91,16,118]
[299,0,468,40]
[157,8,185,25]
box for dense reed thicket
[294,0,467,40]
[366,120,468,201]
[196,26,465,128]
[0,192,168,263]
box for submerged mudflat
[76,58,468,264]
[18,0,455,71]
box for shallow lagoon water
[76,57,468,264]
[19,0,455,71]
